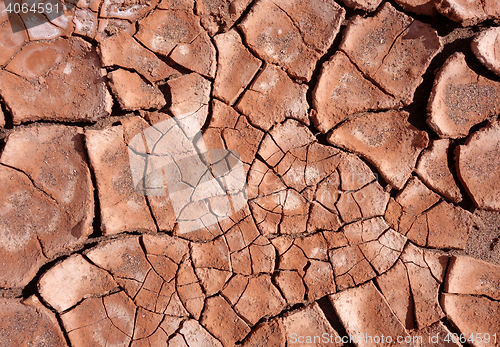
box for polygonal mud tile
[213,29,262,105]
[328,110,429,190]
[329,281,409,347]
[100,0,157,21]
[445,255,500,300]
[108,69,166,111]
[340,2,442,105]
[312,51,401,133]
[235,64,309,131]
[99,30,177,82]
[170,32,216,79]
[339,0,382,12]
[242,319,286,347]
[0,15,28,67]
[239,0,344,81]
[0,38,112,124]
[85,126,157,234]
[416,139,462,202]
[472,27,500,77]
[457,121,500,211]
[436,0,499,26]
[73,9,98,39]
[38,254,118,312]
[135,9,203,57]
[441,294,500,347]
[0,296,68,347]
[282,302,341,347]
[393,0,438,15]
[428,53,500,139]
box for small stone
[445,255,500,300]
[416,139,462,202]
[85,126,157,234]
[0,38,112,124]
[282,302,341,347]
[213,29,262,105]
[170,31,216,79]
[38,254,117,312]
[312,51,401,133]
[99,30,176,82]
[329,281,409,347]
[135,9,203,57]
[328,110,429,190]
[472,27,500,77]
[0,296,68,347]
[428,52,500,139]
[457,121,500,211]
[236,64,309,131]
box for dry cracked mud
[1,0,500,346]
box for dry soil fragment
[472,27,500,77]
[239,0,342,81]
[236,64,309,131]
[1,125,94,243]
[234,274,286,325]
[170,32,217,79]
[441,294,500,347]
[135,9,203,57]
[0,38,112,124]
[274,271,306,305]
[0,296,68,347]
[282,302,341,347]
[86,126,157,234]
[339,0,382,12]
[340,2,442,105]
[243,319,286,347]
[100,0,157,21]
[38,254,117,312]
[99,30,176,82]
[195,0,251,35]
[108,69,166,110]
[179,319,224,347]
[457,121,500,211]
[416,139,462,202]
[445,255,500,300]
[168,72,211,125]
[328,110,429,190]
[95,18,136,42]
[73,9,98,39]
[376,260,414,330]
[393,0,438,15]
[61,292,136,347]
[0,107,4,127]
[428,53,500,139]
[400,243,446,329]
[201,295,250,346]
[436,0,500,26]
[213,29,262,105]
[312,51,401,133]
[329,281,409,347]
[0,15,28,67]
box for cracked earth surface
[1,0,500,346]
